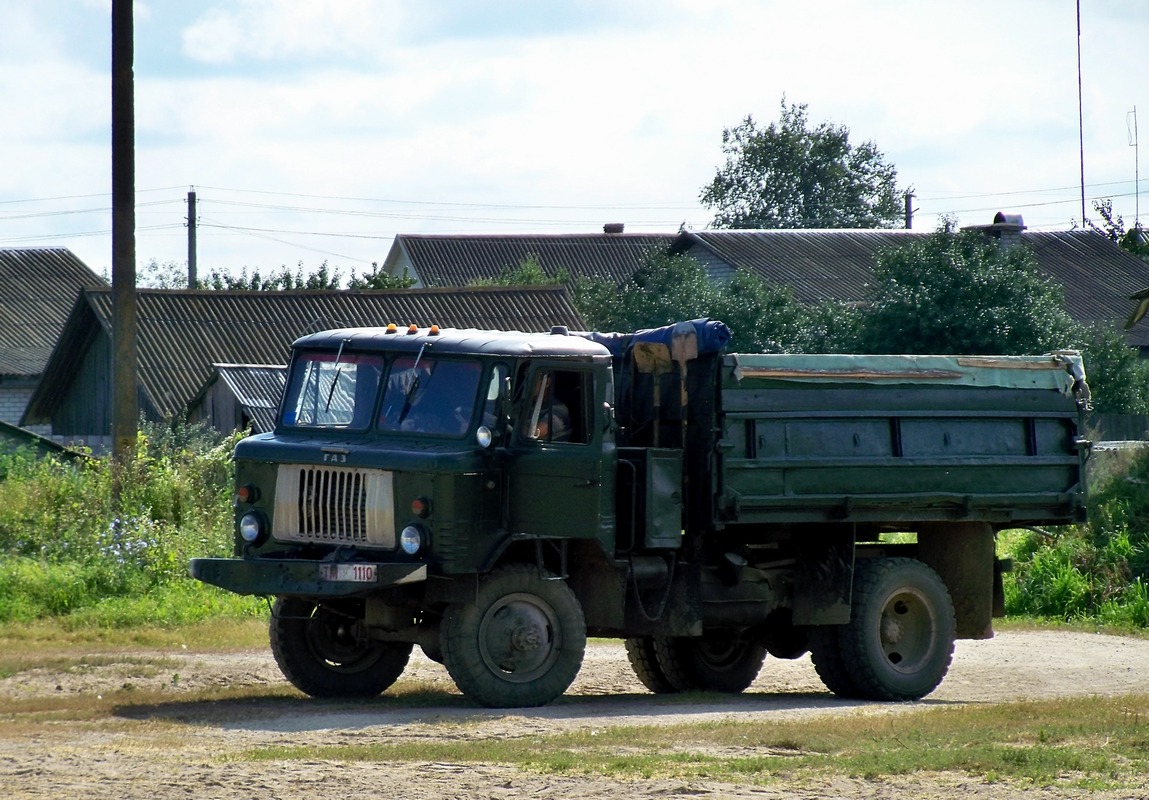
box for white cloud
[181,0,401,63]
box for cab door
[506,365,612,541]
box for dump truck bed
[716,352,1088,527]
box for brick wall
[0,381,52,436]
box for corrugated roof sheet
[27,285,585,422]
[393,232,676,287]
[676,228,1149,347]
[215,364,287,433]
[0,248,106,377]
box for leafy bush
[1004,446,1149,627]
[0,421,262,624]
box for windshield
[281,351,384,429]
[378,356,483,436]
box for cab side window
[521,369,588,445]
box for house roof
[195,364,287,434]
[24,285,585,424]
[384,231,676,287]
[672,227,1149,347]
[0,248,106,377]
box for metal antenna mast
[1130,107,1140,228]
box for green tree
[138,258,191,289]
[471,254,569,287]
[1075,325,1149,415]
[203,261,343,291]
[856,221,1078,355]
[1086,199,1149,263]
[574,250,813,353]
[700,98,902,229]
[346,262,416,290]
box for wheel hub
[510,621,543,651]
[479,596,559,679]
[880,612,904,645]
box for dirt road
[2,630,1148,799]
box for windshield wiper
[397,343,429,424]
[323,339,348,414]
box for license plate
[319,563,378,583]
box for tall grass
[0,422,263,626]
[1004,445,1149,629]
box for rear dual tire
[810,558,955,701]
[626,632,766,694]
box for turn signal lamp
[411,497,431,518]
[235,484,259,504]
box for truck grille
[272,465,395,547]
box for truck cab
[192,324,621,707]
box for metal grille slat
[274,465,394,547]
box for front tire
[838,558,955,701]
[270,596,412,698]
[441,564,586,708]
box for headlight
[400,524,425,555]
[239,512,264,544]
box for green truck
[190,319,1090,708]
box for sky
[1,0,1147,281]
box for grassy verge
[231,694,1149,790]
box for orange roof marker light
[429,325,441,335]
[385,323,398,334]
[406,324,418,335]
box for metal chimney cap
[992,211,1026,229]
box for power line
[199,217,380,263]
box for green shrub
[1004,445,1149,628]
[0,421,246,624]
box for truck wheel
[440,564,586,708]
[807,626,863,699]
[838,558,956,701]
[653,631,766,693]
[269,596,412,698]
[624,637,679,694]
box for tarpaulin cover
[581,319,732,359]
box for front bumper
[189,557,427,597]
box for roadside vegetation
[1002,444,1149,630]
[0,421,263,628]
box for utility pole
[187,188,197,288]
[111,0,138,479]
[904,190,915,230]
[1076,0,1086,223]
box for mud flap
[792,531,854,625]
